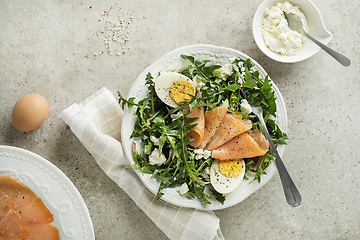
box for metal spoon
[283,11,351,67]
[240,77,302,207]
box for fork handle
[304,31,351,67]
[257,115,302,207]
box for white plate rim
[121,44,287,210]
[0,145,95,240]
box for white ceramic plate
[0,145,95,240]
[253,0,332,63]
[121,44,287,210]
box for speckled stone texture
[1,0,359,239]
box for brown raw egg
[12,93,49,132]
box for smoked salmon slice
[186,106,205,148]
[0,209,29,238]
[25,224,60,240]
[206,113,252,150]
[198,100,228,149]
[0,175,60,239]
[211,130,269,160]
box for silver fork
[244,76,302,207]
[252,105,301,207]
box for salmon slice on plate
[206,112,252,150]
[186,106,205,148]
[198,100,228,149]
[0,209,29,238]
[211,130,269,160]
[25,224,60,240]
[0,175,60,239]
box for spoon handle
[257,111,302,207]
[304,31,351,67]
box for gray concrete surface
[1,0,359,239]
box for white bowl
[253,0,333,63]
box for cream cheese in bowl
[252,0,332,63]
[262,1,308,55]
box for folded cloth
[61,87,224,240]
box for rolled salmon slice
[198,100,228,149]
[211,130,269,160]
[206,113,252,150]
[185,106,205,148]
[248,129,270,153]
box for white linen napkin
[60,87,224,240]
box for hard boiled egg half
[155,72,196,108]
[210,159,245,194]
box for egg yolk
[169,80,195,104]
[218,159,244,178]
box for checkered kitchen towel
[60,87,224,240]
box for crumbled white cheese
[203,150,211,159]
[262,1,308,55]
[193,149,211,160]
[237,61,247,84]
[178,182,189,195]
[148,148,166,165]
[150,135,159,146]
[204,166,210,175]
[194,153,203,160]
[193,148,204,155]
[238,72,246,84]
[193,75,205,91]
[238,61,245,71]
[240,99,252,115]
[201,166,211,182]
[220,64,233,80]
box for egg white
[210,159,245,194]
[155,72,195,108]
